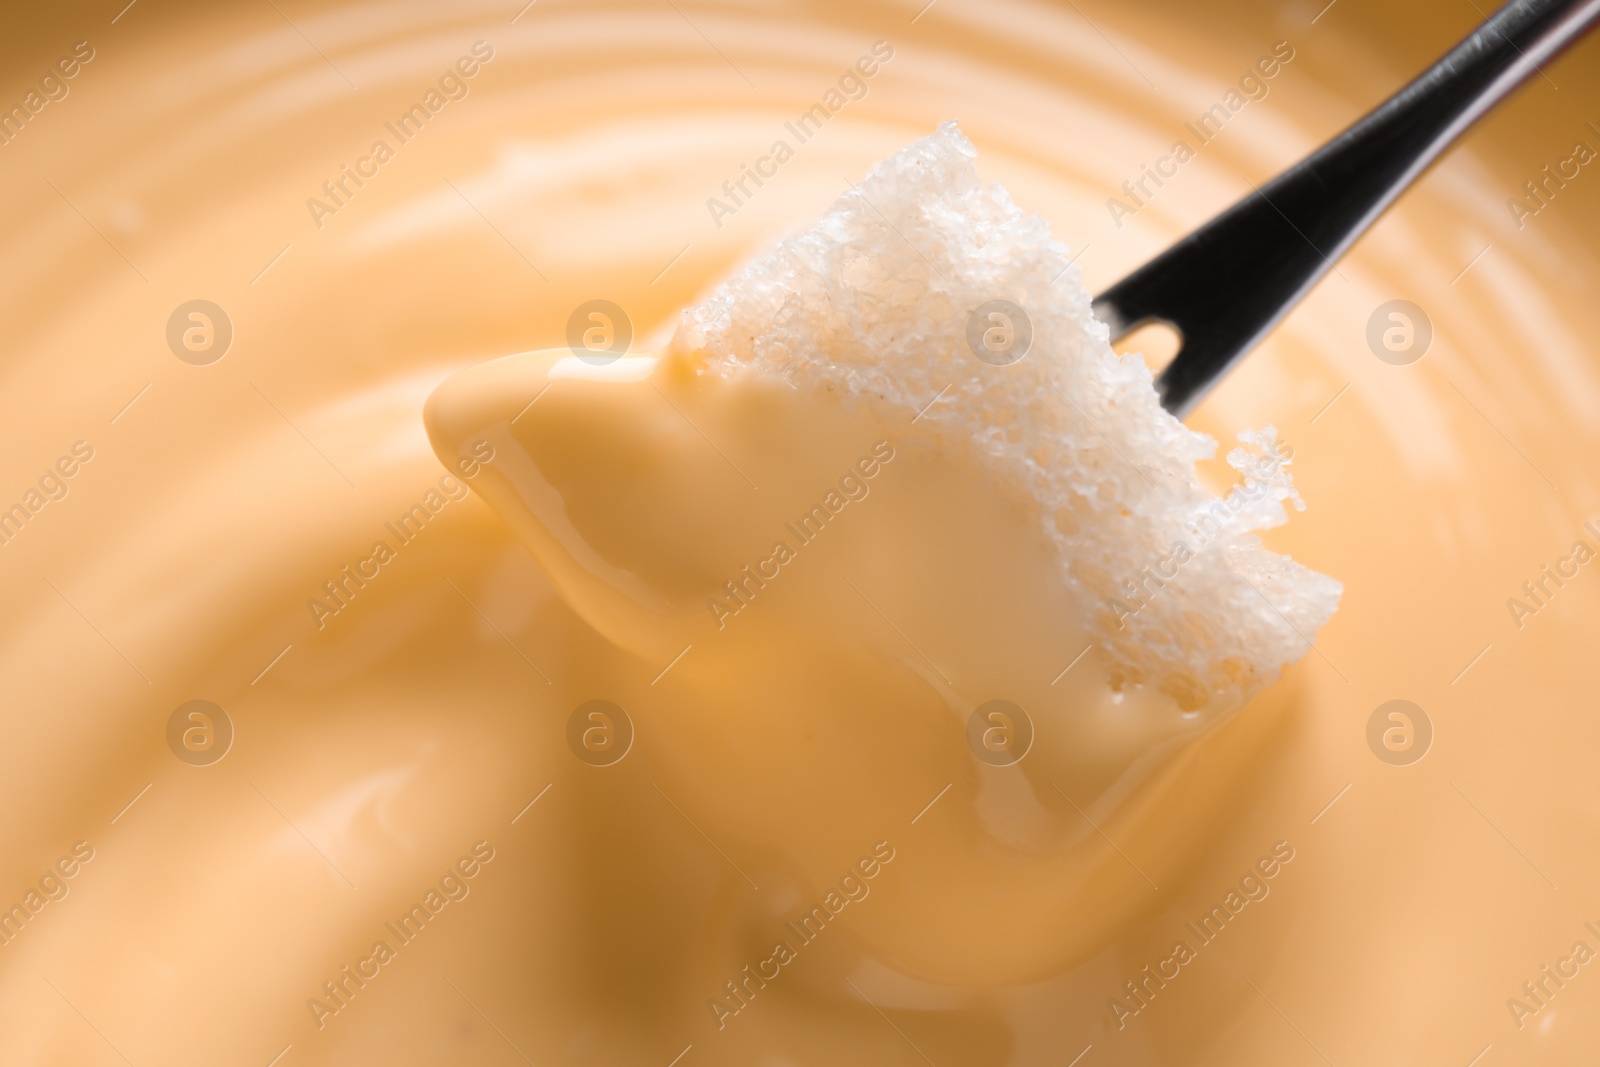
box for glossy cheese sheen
[0,0,1597,1064]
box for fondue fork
[1091,0,1600,415]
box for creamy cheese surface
[1,1,1598,1065]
